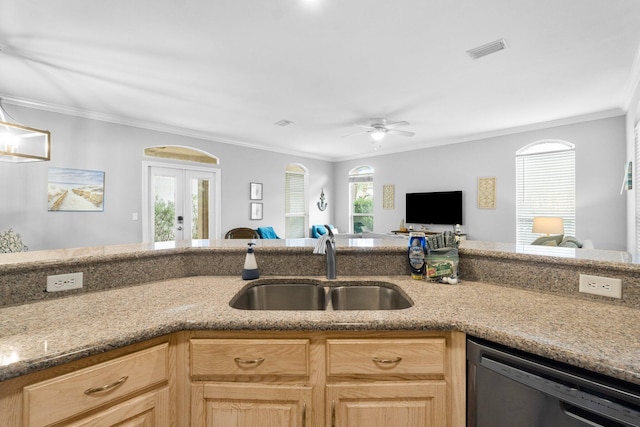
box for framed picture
[478,177,496,209]
[250,182,263,200]
[250,202,263,220]
[48,167,105,212]
[383,184,395,209]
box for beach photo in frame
[250,182,263,200]
[48,167,105,212]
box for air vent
[274,119,294,127]
[466,38,508,60]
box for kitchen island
[0,239,638,426]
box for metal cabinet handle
[302,402,307,427]
[331,400,336,427]
[84,375,128,395]
[234,356,265,367]
[371,356,402,364]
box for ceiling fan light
[371,129,386,141]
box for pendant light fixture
[0,99,51,163]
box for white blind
[285,171,305,238]
[516,147,575,244]
[635,123,640,253]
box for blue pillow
[312,225,333,238]
[256,227,280,239]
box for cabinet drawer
[23,343,169,427]
[327,338,445,376]
[190,339,309,377]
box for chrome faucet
[324,224,336,279]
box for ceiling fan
[343,118,415,150]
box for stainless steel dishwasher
[467,337,640,426]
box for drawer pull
[83,375,128,395]
[234,356,265,367]
[371,356,402,365]
[331,400,336,427]
[302,402,307,426]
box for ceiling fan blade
[342,130,371,138]
[385,121,410,129]
[356,124,375,130]
[387,129,415,137]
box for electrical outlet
[579,274,622,298]
[46,272,83,292]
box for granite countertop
[0,275,638,385]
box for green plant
[353,196,373,213]
[154,195,175,242]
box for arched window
[349,166,374,233]
[285,163,308,238]
[143,145,219,165]
[516,140,575,245]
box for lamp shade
[532,216,564,235]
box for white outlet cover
[579,274,622,298]
[46,272,84,292]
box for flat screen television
[405,191,463,225]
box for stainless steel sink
[331,285,413,310]
[229,283,326,310]
[230,280,413,311]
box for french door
[143,163,219,243]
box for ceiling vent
[274,119,294,127]
[466,38,508,60]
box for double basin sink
[230,279,413,311]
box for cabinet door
[326,382,446,427]
[65,387,170,427]
[192,383,312,427]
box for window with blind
[285,164,307,238]
[635,123,640,253]
[516,140,575,245]
[349,166,374,233]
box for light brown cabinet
[63,388,170,427]
[327,382,446,427]
[0,336,174,427]
[325,338,449,427]
[189,338,313,427]
[186,331,465,427]
[0,331,463,427]
[192,383,312,427]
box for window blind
[516,148,575,245]
[285,171,305,238]
[635,123,640,253]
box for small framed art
[250,202,263,220]
[250,182,263,200]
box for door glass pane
[352,181,373,232]
[153,175,176,242]
[191,177,210,239]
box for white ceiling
[1,0,640,161]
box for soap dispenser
[241,242,260,280]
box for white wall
[0,105,334,250]
[334,116,627,251]
[0,105,628,251]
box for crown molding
[0,95,333,162]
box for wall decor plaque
[477,177,496,209]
